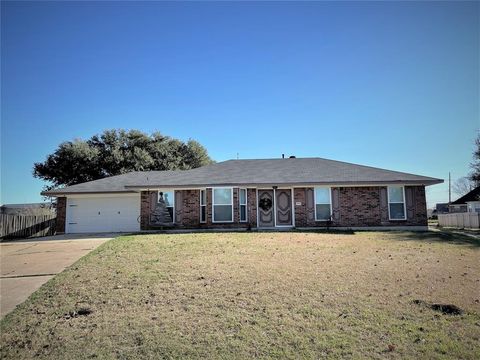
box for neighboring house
[0,203,55,216]
[42,158,443,233]
[429,203,448,219]
[449,186,480,213]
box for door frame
[256,187,295,228]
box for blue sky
[1,1,478,207]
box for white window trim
[314,186,332,222]
[239,188,248,222]
[199,189,207,223]
[387,186,407,221]
[212,187,234,223]
[157,189,175,223]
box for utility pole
[448,172,451,204]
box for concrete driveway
[0,233,114,318]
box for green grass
[1,231,479,359]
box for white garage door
[66,195,141,233]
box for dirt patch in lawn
[1,231,479,359]
[412,299,464,315]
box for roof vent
[282,154,285,159]
[289,155,296,159]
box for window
[212,188,233,222]
[315,187,332,221]
[200,189,206,223]
[158,190,174,222]
[239,188,247,222]
[388,186,406,220]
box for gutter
[41,179,444,197]
[41,190,137,197]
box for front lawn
[1,231,479,359]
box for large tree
[469,134,480,185]
[34,129,214,191]
[453,176,475,197]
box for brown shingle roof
[450,186,480,205]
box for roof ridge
[215,157,441,180]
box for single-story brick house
[43,158,443,233]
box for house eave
[41,179,443,197]
[124,179,443,190]
[41,190,137,197]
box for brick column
[247,188,257,228]
[206,188,213,226]
[181,189,201,228]
[294,188,307,227]
[140,191,154,230]
[56,197,66,234]
[233,188,239,223]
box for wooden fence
[438,213,480,229]
[0,214,57,239]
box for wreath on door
[259,197,272,212]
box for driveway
[0,233,114,318]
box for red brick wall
[206,188,212,225]
[233,188,239,223]
[247,188,257,227]
[404,186,428,226]
[293,186,427,227]
[141,188,257,229]
[294,188,308,227]
[177,189,200,228]
[337,187,382,227]
[141,186,427,230]
[56,197,66,234]
[140,191,152,230]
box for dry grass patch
[1,231,479,359]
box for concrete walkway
[0,233,114,318]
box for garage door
[66,195,141,233]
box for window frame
[200,189,207,223]
[314,186,332,221]
[212,187,234,223]
[157,189,175,223]
[239,188,248,223]
[387,186,406,221]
